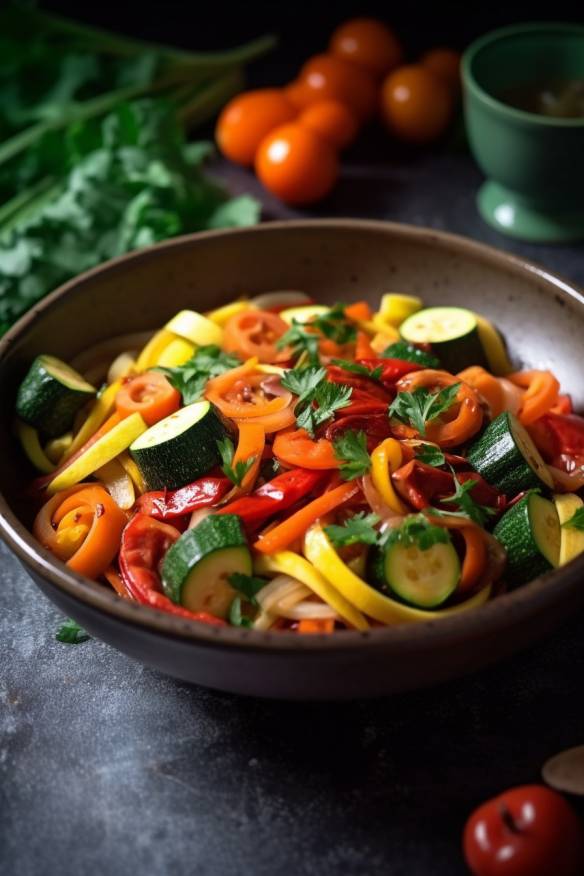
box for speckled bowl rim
[1,219,583,654]
[462,22,584,129]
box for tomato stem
[499,802,521,834]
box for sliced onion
[256,575,308,614]
[279,601,338,621]
[107,352,137,385]
[251,291,311,310]
[260,375,289,398]
[188,508,212,529]
[498,378,523,415]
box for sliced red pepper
[392,460,505,512]
[326,365,392,401]
[338,387,390,417]
[324,413,393,452]
[119,514,225,625]
[356,357,424,386]
[215,468,327,530]
[136,477,231,521]
[529,412,584,466]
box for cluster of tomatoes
[215,17,461,205]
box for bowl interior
[0,220,583,652]
[468,24,584,122]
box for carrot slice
[273,429,340,469]
[509,370,560,425]
[233,421,265,491]
[115,371,180,426]
[254,481,359,554]
[355,330,375,359]
[345,301,372,322]
[297,618,335,634]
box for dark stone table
[2,146,583,876]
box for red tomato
[421,47,461,93]
[463,785,584,876]
[380,64,453,143]
[329,17,403,78]
[115,371,180,426]
[295,53,378,120]
[299,99,359,149]
[255,123,338,205]
[215,89,296,166]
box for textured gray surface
[1,148,584,876]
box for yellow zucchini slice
[207,300,251,326]
[378,293,422,327]
[554,493,584,565]
[165,310,223,346]
[16,421,56,474]
[155,337,195,368]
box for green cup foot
[477,181,584,243]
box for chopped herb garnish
[415,443,446,467]
[325,512,380,547]
[217,437,256,487]
[157,345,241,404]
[389,383,461,436]
[281,366,327,405]
[312,303,357,345]
[428,473,497,528]
[277,319,320,366]
[228,596,253,628]
[331,359,383,380]
[562,507,584,531]
[295,381,352,437]
[384,514,450,551]
[228,573,268,607]
[382,341,440,368]
[332,429,371,480]
[56,618,90,645]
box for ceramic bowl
[0,220,583,699]
[462,23,584,242]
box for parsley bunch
[157,345,241,404]
[277,320,320,366]
[331,359,383,380]
[281,366,352,437]
[389,383,461,436]
[325,512,380,547]
[332,430,372,480]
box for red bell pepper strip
[356,357,424,386]
[136,477,231,521]
[324,413,393,452]
[118,514,225,625]
[326,365,392,401]
[392,460,505,511]
[338,388,390,417]
[529,413,584,467]
[215,468,327,530]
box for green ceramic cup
[462,23,584,242]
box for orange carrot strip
[355,330,376,359]
[345,301,372,322]
[234,421,265,491]
[254,481,359,554]
[458,366,505,418]
[509,370,560,425]
[297,618,335,634]
[104,566,133,600]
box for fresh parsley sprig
[281,366,352,437]
[382,341,440,368]
[389,383,461,436]
[217,437,256,487]
[281,366,327,404]
[385,514,450,551]
[56,618,90,645]
[331,359,383,380]
[415,443,446,467]
[228,573,268,628]
[277,319,320,366]
[312,303,357,345]
[325,512,380,547]
[157,345,241,404]
[428,474,497,528]
[562,507,584,531]
[332,429,371,480]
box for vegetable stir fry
[17,291,584,633]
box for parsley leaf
[277,319,320,366]
[217,437,256,487]
[331,359,383,380]
[429,474,497,528]
[228,596,253,628]
[384,514,450,551]
[281,366,327,405]
[228,573,267,607]
[295,381,352,437]
[382,341,440,368]
[562,507,584,531]
[389,383,461,436]
[312,303,357,345]
[415,443,446,467]
[56,618,90,645]
[325,512,380,547]
[157,345,241,404]
[332,429,371,480]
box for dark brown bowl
[1,220,583,700]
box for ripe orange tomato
[421,48,461,93]
[330,18,403,78]
[299,100,358,149]
[380,64,453,143]
[255,123,338,205]
[215,89,296,166]
[295,54,378,120]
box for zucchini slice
[467,411,553,495]
[162,514,251,616]
[554,493,584,566]
[378,293,422,327]
[400,306,489,372]
[130,400,228,491]
[493,492,560,586]
[378,539,460,608]
[16,355,96,438]
[165,310,223,346]
[474,314,513,375]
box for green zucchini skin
[162,514,251,613]
[367,536,460,608]
[467,412,551,496]
[400,307,489,373]
[130,401,228,491]
[493,493,558,587]
[16,355,96,438]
